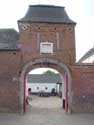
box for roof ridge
[29,4,64,8]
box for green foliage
[43,70,57,75]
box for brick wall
[19,23,76,66]
[0,22,94,113]
[0,51,21,113]
[71,64,94,112]
[0,22,76,113]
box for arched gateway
[0,4,94,114]
[18,5,76,114]
[20,58,72,114]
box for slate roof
[27,74,62,84]
[18,5,76,24]
[0,29,19,50]
[78,47,94,63]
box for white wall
[26,83,57,95]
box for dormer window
[40,41,53,54]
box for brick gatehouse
[0,5,94,114]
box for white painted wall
[26,82,57,96]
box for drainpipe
[24,77,26,113]
[65,72,68,113]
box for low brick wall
[0,51,21,113]
[71,64,94,112]
[0,76,20,113]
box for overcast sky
[0,0,94,61]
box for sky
[28,67,58,74]
[0,0,94,63]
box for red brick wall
[19,23,76,65]
[0,23,94,112]
[0,51,21,113]
[1,22,94,113]
[0,22,76,113]
[71,64,94,112]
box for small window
[40,42,53,54]
[45,87,48,90]
[37,87,39,90]
[28,88,31,92]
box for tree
[43,70,57,75]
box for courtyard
[28,95,62,109]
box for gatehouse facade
[0,5,94,114]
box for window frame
[40,41,53,54]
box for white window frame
[40,42,53,54]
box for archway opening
[20,58,72,114]
[26,67,64,112]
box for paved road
[0,96,94,125]
[0,108,94,125]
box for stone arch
[20,58,72,114]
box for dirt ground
[28,95,62,109]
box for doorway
[20,58,72,114]
[26,68,63,111]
